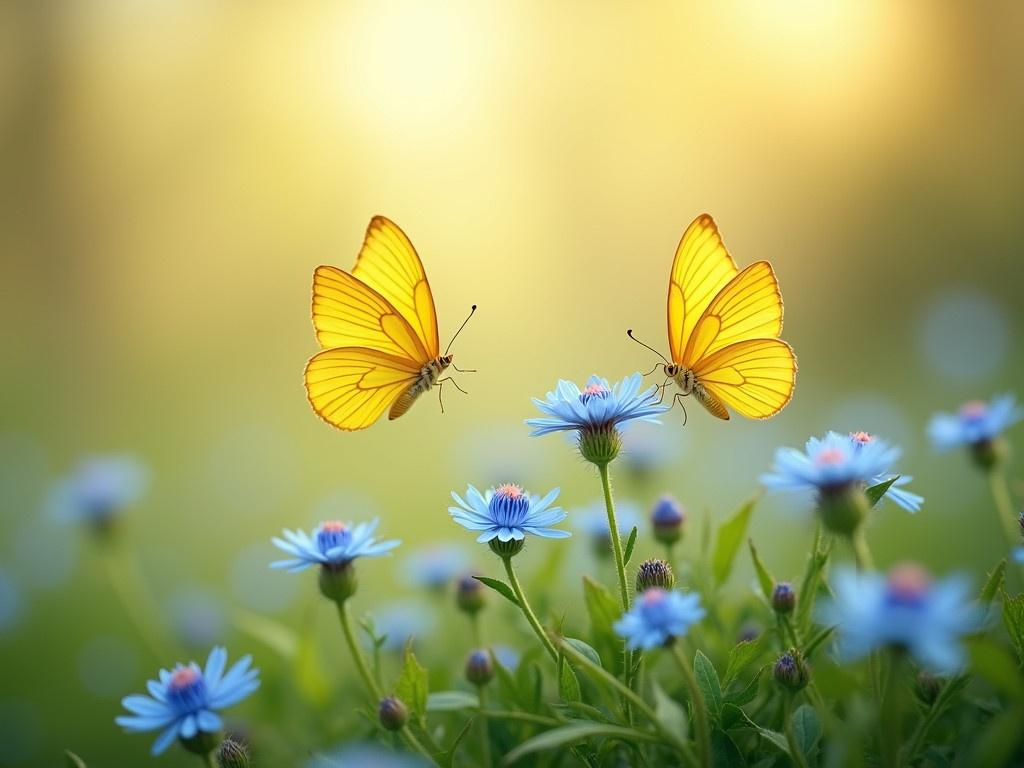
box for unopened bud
[771,582,796,615]
[635,558,676,591]
[378,696,409,731]
[774,650,810,692]
[465,649,494,686]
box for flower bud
[465,649,494,686]
[181,731,220,756]
[378,696,409,731]
[737,622,760,643]
[774,650,809,692]
[318,562,358,603]
[578,426,622,466]
[635,558,676,591]
[969,437,1005,471]
[488,538,524,558]
[216,739,250,768]
[456,574,486,615]
[914,670,945,705]
[817,485,869,537]
[651,495,685,545]
[771,582,796,615]
[1018,511,1024,537]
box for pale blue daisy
[48,455,148,527]
[271,519,400,573]
[449,484,570,543]
[928,395,1023,452]
[526,373,670,437]
[614,588,705,651]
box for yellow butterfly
[304,216,474,431]
[628,213,797,420]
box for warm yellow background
[1,2,1022,764]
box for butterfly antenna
[445,304,477,356]
[626,329,669,365]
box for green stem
[597,461,636,702]
[202,751,217,768]
[477,685,491,768]
[102,544,173,662]
[335,602,438,765]
[904,674,963,764]
[851,531,874,572]
[471,613,483,649]
[988,469,1020,554]
[502,557,558,662]
[880,652,905,768]
[559,639,698,767]
[782,695,811,768]
[671,644,711,768]
[478,709,561,727]
[779,616,802,650]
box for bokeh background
[1,1,1022,765]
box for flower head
[928,395,1022,466]
[116,647,259,756]
[635,558,675,591]
[774,649,810,692]
[449,484,569,557]
[614,588,705,650]
[650,494,685,545]
[48,455,148,529]
[271,519,399,573]
[819,564,983,673]
[368,601,437,652]
[527,374,670,464]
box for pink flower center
[169,666,200,691]
[886,563,930,604]
[642,588,668,606]
[815,447,847,466]
[321,520,348,533]
[959,400,988,420]
[495,483,524,500]
[849,431,873,445]
[579,383,611,404]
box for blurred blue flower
[620,420,683,475]
[367,601,437,652]
[614,588,705,650]
[307,743,428,768]
[271,519,400,573]
[577,500,640,539]
[167,588,227,648]
[449,484,569,543]
[492,644,521,671]
[116,646,259,756]
[819,565,982,673]
[928,395,1022,452]
[48,455,148,527]
[402,544,469,589]
[761,431,922,512]
[1013,547,1024,565]
[526,374,669,437]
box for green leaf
[981,560,1007,604]
[427,690,480,711]
[968,704,1024,768]
[803,624,836,658]
[722,703,789,754]
[1002,590,1024,664]
[711,731,746,768]
[712,496,758,586]
[748,539,775,600]
[441,715,478,768]
[473,576,519,607]
[583,576,623,674]
[65,751,87,768]
[395,642,430,722]
[231,608,298,659]
[564,637,603,668]
[694,650,723,720]
[723,635,768,687]
[968,636,1024,702]
[503,722,656,764]
[558,656,582,702]
[725,666,763,707]
[865,476,898,507]
[623,526,639,566]
[652,682,688,738]
[792,704,821,761]
[796,544,831,632]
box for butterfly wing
[691,338,796,420]
[667,214,740,364]
[305,347,421,431]
[352,216,440,358]
[681,261,783,365]
[312,266,429,362]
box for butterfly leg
[640,362,661,377]
[654,378,672,405]
[451,364,477,373]
[668,392,689,426]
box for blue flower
[271,519,400,572]
[492,644,521,671]
[1013,547,1024,565]
[402,544,470,589]
[761,431,922,512]
[614,588,705,651]
[928,395,1023,452]
[48,455,148,527]
[116,647,259,756]
[526,374,670,437]
[367,601,437,652]
[819,565,982,673]
[449,484,570,543]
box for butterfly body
[305,216,469,432]
[389,355,453,420]
[639,213,797,421]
